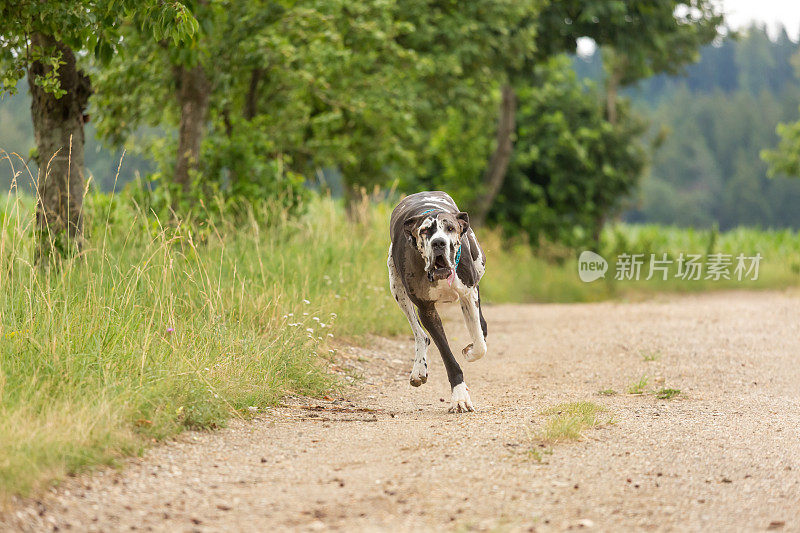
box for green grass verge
[0,193,406,498]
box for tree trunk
[472,84,516,227]
[226,68,263,188]
[174,63,211,197]
[605,68,621,125]
[603,48,627,126]
[243,68,263,121]
[596,55,625,244]
[343,181,366,222]
[592,213,605,247]
[28,33,91,265]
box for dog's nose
[431,238,446,251]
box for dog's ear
[456,212,470,235]
[404,215,422,240]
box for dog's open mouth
[428,255,451,281]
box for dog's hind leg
[388,249,429,386]
[478,286,488,339]
[417,303,474,412]
[458,286,487,362]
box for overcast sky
[720,0,800,39]
[577,0,800,56]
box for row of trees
[1,1,725,263]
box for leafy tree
[491,57,646,247]
[94,0,304,212]
[395,0,539,215]
[763,118,800,180]
[763,41,800,182]
[0,1,196,263]
[407,96,497,210]
[92,0,541,215]
[471,0,725,227]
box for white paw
[409,362,428,387]
[462,341,487,362]
[448,383,475,413]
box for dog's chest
[422,278,461,303]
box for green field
[1,191,799,498]
[481,223,800,303]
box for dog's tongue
[447,268,455,286]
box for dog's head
[404,210,469,282]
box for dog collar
[420,209,436,216]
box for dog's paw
[462,342,486,362]
[448,383,475,413]
[409,363,428,387]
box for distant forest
[575,24,800,229]
[3,24,800,230]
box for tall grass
[0,180,405,498]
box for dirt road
[4,291,800,532]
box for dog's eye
[446,225,455,232]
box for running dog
[387,191,487,412]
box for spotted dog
[387,191,487,412]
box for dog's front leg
[458,286,487,362]
[388,251,429,386]
[418,302,474,412]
